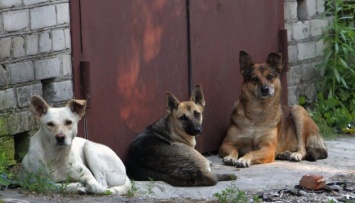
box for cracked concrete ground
[1,136,354,202]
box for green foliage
[0,147,13,187]
[18,162,59,194]
[18,162,82,194]
[213,181,250,203]
[126,178,156,197]
[315,0,355,131]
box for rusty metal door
[71,0,190,162]
[188,0,287,152]
[70,0,286,161]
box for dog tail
[305,134,328,161]
[110,176,131,195]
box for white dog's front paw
[222,155,238,166]
[290,152,302,162]
[236,157,251,168]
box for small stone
[299,174,326,190]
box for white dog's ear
[31,96,50,119]
[67,99,87,118]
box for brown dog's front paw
[290,152,303,162]
[222,156,237,166]
[235,157,251,168]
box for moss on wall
[0,116,16,165]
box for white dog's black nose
[55,133,66,145]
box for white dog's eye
[47,122,54,127]
[65,120,72,125]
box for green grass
[213,180,259,203]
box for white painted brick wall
[3,10,29,32]
[292,21,311,41]
[288,45,298,64]
[13,37,25,58]
[62,54,72,76]
[56,3,70,24]
[285,1,298,21]
[34,58,61,80]
[0,0,22,9]
[316,39,324,57]
[8,111,34,135]
[64,28,71,48]
[0,89,16,111]
[310,19,328,37]
[16,83,42,107]
[39,32,51,53]
[287,65,302,86]
[7,62,35,84]
[0,0,72,161]
[0,37,11,59]
[24,0,48,6]
[298,0,317,20]
[43,80,73,103]
[52,29,65,51]
[30,5,56,29]
[297,41,316,60]
[0,66,7,86]
[26,34,39,56]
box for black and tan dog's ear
[239,50,254,76]
[190,84,205,108]
[166,92,180,114]
[266,52,282,73]
[31,96,50,119]
[67,99,87,118]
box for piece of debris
[299,174,326,190]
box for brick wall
[0,0,72,163]
[284,0,329,105]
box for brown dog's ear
[66,99,87,118]
[190,84,205,108]
[166,92,180,114]
[266,52,282,73]
[31,96,50,119]
[239,51,254,77]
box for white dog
[21,96,131,195]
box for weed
[314,0,355,131]
[127,180,140,197]
[213,181,250,203]
[126,178,156,197]
[18,161,59,194]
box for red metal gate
[70,0,287,162]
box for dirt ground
[1,135,354,203]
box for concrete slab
[1,136,354,202]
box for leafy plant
[314,0,355,131]
[126,178,156,197]
[18,162,59,194]
[17,161,82,194]
[213,181,249,203]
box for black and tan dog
[127,85,236,186]
[219,51,328,168]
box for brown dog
[127,85,236,186]
[219,51,328,168]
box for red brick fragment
[299,174,326,190]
